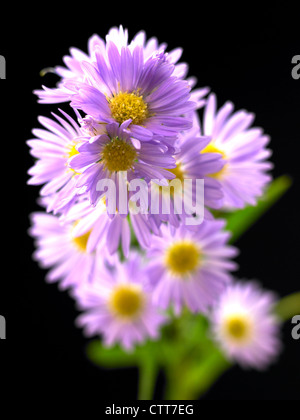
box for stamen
[72,222,91,252]
[109,91,149,125]
[66,142,81,175]
[101,137,137,172]
[201,142,227,179]
[167,163,185,182]
[165,241,201,277]
[224,316,252,342]
[109,284,144,318]
[68,143,79,158]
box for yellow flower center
[167,163,185,183]
[201,143,226,157]
[223,316,252,342]
[68,143,80,158]
[109,284,144,319]
[101,137,137,172]
[201,142,227,179]
[71,222,91,252]
[165,241,201,277]
[109,91,149,126]
[160,163,185,197]
[66,142,81,175]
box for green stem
[275,292,300,321]
[138,360,158,400]
[226,175,292,244]
[164,349,231,400]
[165,368,193,400]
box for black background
[1,1,299,400]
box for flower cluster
[28,26,280,369]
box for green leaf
[223,175,292,243]
[86,337,163,368]
[86,340,139,368]
[275,292,300,321]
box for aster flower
[34,26,209,110]
[69,43,196,142]
[149,114,225,227]
[29,212,104,290]
[69,120,176,206]
[73,253,167,351]
[200,94,273,209]
[145,220,238,314]
[27,109,86,213]
[211,281,281,370]
[34,34,107,104]
[61,196,161,259]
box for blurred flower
[73,253,167,350]
[149,114,225,228]
[211,281,281,370]
[61,197,161,258]
[27,110,86,213]
[200,94,273,209]
[29,212,104,289]
[145,220,238,314]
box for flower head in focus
[211,281,281,370]
[69,120,176,206]
[34,26,209,110]
[69,44,196,143]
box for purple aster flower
[27,110,87,213]
[69,120,176,206]
[34,26,209,110]
[62,196,161,259]
[145,220,238,314]
[34,34,106,104]
[29,212,105,290]
[69,43,196,142]
[175,117,225,210]
[211,281,281,370]
[200,94,273,209]
[148,114,225,228]
[73,253,168,351]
